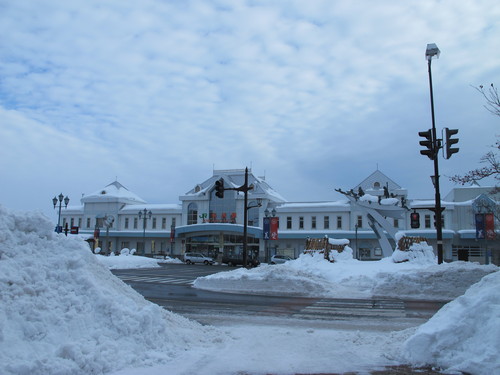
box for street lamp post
[425,43,444,264]
[52,193,69,234]
[138,209,152,256]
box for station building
[60,168,499,265]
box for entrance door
[457,249,469,261]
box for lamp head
[426,43,440,61]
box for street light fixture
[138,208,152,256]
[52,193,69,234]
[425,42,444,264]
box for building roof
[81,181,146,204]
[181,168,287,203]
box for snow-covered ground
[1,206,499,375]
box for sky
[1,0,499,222]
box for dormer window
[194,185,202,193]
[101,190,106,194]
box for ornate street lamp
[138,209,152,256]
[52,193,69,234]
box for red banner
[270,217,279,240]
[170,226,175,243]
[485,213,496,240]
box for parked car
[183,252,215,265]
[270,255,293,264]
[221,254,260,267]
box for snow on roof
[81,181,146,204]
[120,203,181,213]
[278,200,350,210]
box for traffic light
[444,128,459,159]
[410,212,420,229]
[418,129,435,159]
[215,178,224,198]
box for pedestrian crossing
[292,298,407,320]
[116,274,195,285]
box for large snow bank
[402,270,500,375]
[195,247,497,301]
[0,206,221,375]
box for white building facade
[59,169,499,265]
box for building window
[311,216,316,229]
[324,216,329,229]
[357,216,363,228]
[188,203,198,225]
[287,217,292,229]
[162,217,166,229]
[425,215,431,228]
[299,217,304,229]
[337,216,342,229]
[133,218,138,229]
[87,218,91,228]
[78,218,82,228]
[152,217,157,229]
[394,219,399,228]
[70,218,74,227]
[121,241,130,250]
[172,217,176,227]
[125,218,129,229]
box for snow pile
[95,253,161,269]
[391,241,437,264]
[195,250,498,301]
[0,206,222,375]
[402,271,500,375]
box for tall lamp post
[52,193,69,234]
[138,209,152,256]
[425,43,444,264]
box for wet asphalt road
[112,263,447,330]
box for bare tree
[473,83,500,117]
[449,84,499,191]
[450,140,500,191]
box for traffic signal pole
[427,54,444,264]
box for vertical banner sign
[485,213,496,240]
[270,217,279,240]
[170,226,175,243]
[475,214,485,239]
[263,217,270,240]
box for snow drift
[0,206,221,375]
[402,271,500,375]
[195,245,496,301]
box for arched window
[373,182,381,189]
[187,203,198,225]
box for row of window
[62,213,443,231]
[284,215,345,230]
[282,214,443,230]
[63,216,177,230]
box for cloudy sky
[1,0,499,220]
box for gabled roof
[181,169,287,203]
[81,181,146,204]
[353,170,403,193]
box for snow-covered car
[270,255,292,264]
[183,252,214,265]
